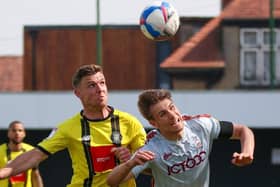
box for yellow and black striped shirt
[38,107,146,187]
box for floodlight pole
[269,0,275,87]
[96,0,102,66]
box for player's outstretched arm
[0,148,47,179]
[231,124,255,166]
[31,167,44,187]
[107,150,155,187]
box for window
[240,28,280,86]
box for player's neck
[8,142,23,152]
[162,130,184,142]
[83,106,111,120]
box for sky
[0,0,220,55]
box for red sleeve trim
[146,129,158,143]
[182,114,211,121]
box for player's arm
[111,147,132,163]
[31,167,44,187]
[0,148,48,179]
[107,150,155,187]
[107,163,135,187]
[219,121,255,166]
[230,123,255,166]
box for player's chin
[171,123,184,132]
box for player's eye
[158,111,166,118]
[100,80,105,85]
[88,83,96,88]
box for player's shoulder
[182,114,212,121]
[146,129,160,143]
[114,108,136,119]
[183,114,220,133]
[113,109,142,125]
[0,144,7,157]
[0,143,6,151]
[58,112,81,128]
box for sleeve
[37,125,68,155]
[197,116,221,140]
[131,162,149,178]
[128,116,147,152]
[0,145,7,168]
[131,145,152,178]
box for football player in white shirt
[107,89,255,187]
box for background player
[107,89,255,187]
[0,64,146,187]
[0,120,44,187]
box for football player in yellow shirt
[0,121,44,187]
[0,64,146,187]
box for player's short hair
[72,64,103,88]
[138,89,172,120]
[8,120,24,129]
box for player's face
[74,72,108,110]
[149,98,184,139]
[8,123,26,145]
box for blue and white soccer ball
[139,1,180,41]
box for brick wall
[0,56,23,92]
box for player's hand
[111,147,131,163]
[0,167,13,179]
[130,150,155,166]
[231,152,253,166]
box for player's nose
[167,110,177,120]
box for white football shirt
[132,114,221,187]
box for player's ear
[149,120,158,128]
[74,89,80,98]
[23,131,26,139]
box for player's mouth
[170,118,181,126]
[97,94,106,100]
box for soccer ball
[139,1,180,41]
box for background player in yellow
[0,64,146,187]
[0,120,44,187]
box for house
[161,0,280,89]
[0,56,23,91]
[0,1,220,92]
[1,0,279,91]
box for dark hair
[8,120,23,129]
[72,64,103,88]
[137,89,172,120]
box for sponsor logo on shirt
[163,152,172,160]
[91,145,116,172]
[96,156,111,163]
[192,136,202,148]
[10,172,27,183]
[167,151,207,175]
